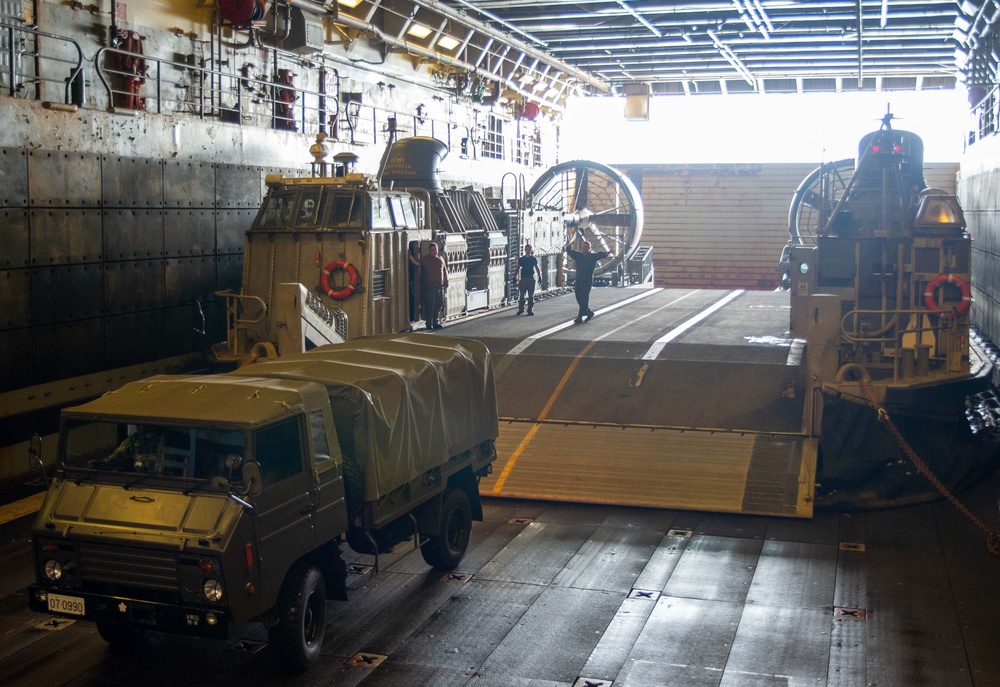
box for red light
[893,144,902,153]
[199,559,214,572]
[244,542,254,571]
[871,144,880,153]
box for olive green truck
[28,333,498,670]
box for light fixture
[623,82,650,121]
[436,34,459,51]
[406,23,432,39]
[914,190,966,230]
[338,0,363,7]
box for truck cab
[28,376,345,648]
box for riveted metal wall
[0,147,293,394]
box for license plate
[47,592,85,616]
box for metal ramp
[482,421,817,518]
[445,287,820,518]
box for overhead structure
[286,1,972,104]
[526,160,643,280]
[431,0,962,95]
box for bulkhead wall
[959,135,1000,381]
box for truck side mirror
[27,434,47,484]
[242,461,263,497]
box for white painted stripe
[505,288,664,358]
[786,338,805,367]
[641,289,746,361]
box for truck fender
[295,539,348,602]
[413,466,483,535]
[448,466,483,521]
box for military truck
[27,333,498,670]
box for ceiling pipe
[752,0,774,33]
[616,0,663,38]
[857,0,864,86]
[707,29,756,86]
[288,0,612,97]
[446,0,548,47]
[284,0,611,101]
[414,0,608,89]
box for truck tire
[421,487,472,570]
[269,564,327,671]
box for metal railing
[839,307,968,383]
[0,22,84,103]
[92,44,476,151]
[0,21,547,167]
[969,84,1000,146]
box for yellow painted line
[0,491,45,526]
[492,290,704,494]
[493,339,598,493]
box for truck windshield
[63,420,246,480]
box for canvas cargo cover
[231,333,498,502]
[62,374,326,428]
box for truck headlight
[43,560,63,581]
[202,579,223,602]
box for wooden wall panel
[623,162,958,291]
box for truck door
[307,407,348,543]
[252,416,317,584]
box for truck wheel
[269,564,327,671]
[421,487,472,570]
[96,619,147,645]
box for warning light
[893,144,902,153]
[871,144,880,153]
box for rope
[856,378,1000,556]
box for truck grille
[80,543,179,592]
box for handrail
[0,22,84,103]
[839,307,968,383]
[215,289,268,358]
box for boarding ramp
[444,286,817,518]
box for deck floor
[1,469,999,686]
[2,287,998,685]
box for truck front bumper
[28,585,230,638]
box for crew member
[565,240,613,324]
[516,243,543,316]
[412,242,449,330]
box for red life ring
[320,260,359,300]
[923,273,971,316]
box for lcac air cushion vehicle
[783,112,1000,508]
[27,333,498,671]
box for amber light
[245,542,254,571]
[914,192,966,228]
